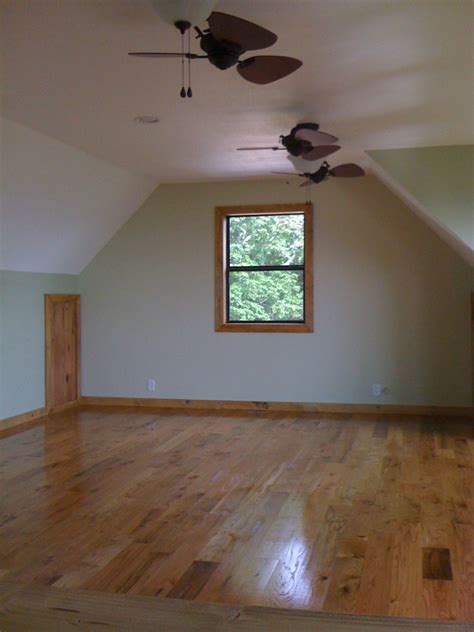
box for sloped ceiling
[1,0,473,273]
[2,0,472,179]
[0,119,156,273]
[367,146,473,266]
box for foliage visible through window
[227,214,305,322]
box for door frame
[45,294,81,413]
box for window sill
[215,322,314,333]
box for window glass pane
[228,270,304,322]
[229,214,304,266]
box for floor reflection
[44,414,85,518]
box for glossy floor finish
[0,409,473,621]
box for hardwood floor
[1,583,471,631]
[0,408,473,621]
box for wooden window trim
[215,203,314,333]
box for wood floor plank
[422,548,453,581]
[81,543,167,594]
[1,409,473,621]
[167,561,219,600]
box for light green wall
[368,145,474,250]
[80,177,472,407]
[0,270,78,420]
[0,272,4,420]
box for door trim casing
[45,294,81,414]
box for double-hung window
[215,204,313,332]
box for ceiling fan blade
[301,145,341,161]
[299,179,313,187]
[294,129,338,145]
[237,56,302,85]
[129,52,183,58]
[291,122,320,134]
[208,12,277,50]
[129,52,204,59]
[329,163,365,177]
[271,171,303,176]
[237,146,284,151]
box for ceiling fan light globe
[149,0,218,27]
[286,154,308,172]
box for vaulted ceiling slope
[2,0,472,179]
[1,0,472,274]
[0,118,157,274]
[367,146,474,266]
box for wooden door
[45,295,80,413]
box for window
[215,203,313,332]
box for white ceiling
[2,0,473,181]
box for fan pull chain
[180,31,186,97]
[187,29,193,97]
[303,181,312,206]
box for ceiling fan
[129,12,302,97]
[273,161,365,186]
[238,122,340,162]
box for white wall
[1,118,156,274]
[1,270,78,419]
[79,177,472,407]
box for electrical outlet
[372,383,381,397]
[147,379,156,392]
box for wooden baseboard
[0,407,47,431]
[47,400,80,415]
[0,582,469,631]
[80,396,474,418]
[0,401,81,434]
[3,398,470,432]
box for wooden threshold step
[0,582,471,632]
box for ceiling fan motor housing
[281,134,312,157]
[311,162,331,183]
[199,33,244,69]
